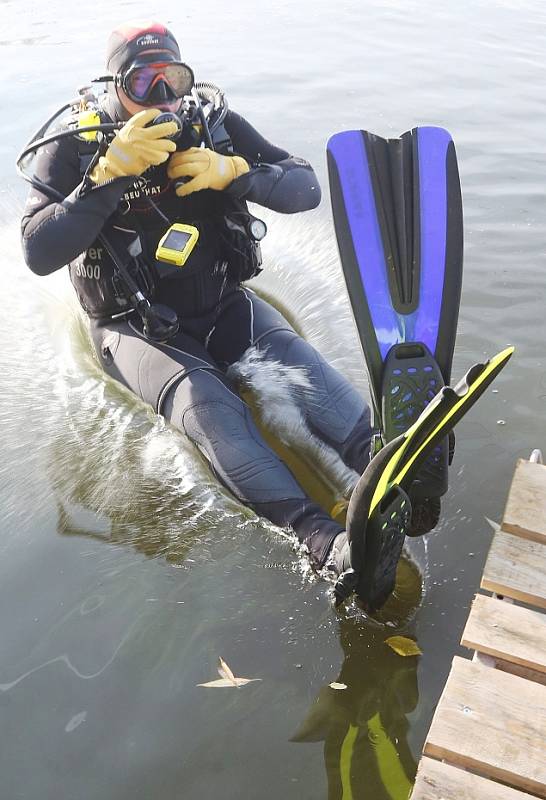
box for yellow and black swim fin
[334,347,514,611]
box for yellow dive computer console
[156,223,199,267]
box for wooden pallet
[462,593,546,684]
[411,458,546,799]
[502,458,546,544]
[413,758,538,800]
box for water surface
[1,1,545,798]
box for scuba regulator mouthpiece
[152,111,183,140]
[150,110,201,151]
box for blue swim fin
[327,127,463,500]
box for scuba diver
[19,21,513,611]
[19,20,372,579]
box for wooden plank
[424,656,546,797]
[494,658,546,687]
[502,459,546,544]
[462,593,546,675]
[481,530,546,608]
[411,757,538,800]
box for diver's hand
[168,147,249,197]
[89,109,178,184]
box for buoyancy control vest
[69,97,262,321]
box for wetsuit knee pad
[165,369,307,506]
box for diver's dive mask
[110,57,195,105]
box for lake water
[1,1,545,798]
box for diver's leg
[164,368,343,566]
[255,325,373,473]
[208,288,373,476]
[90,317,343,567]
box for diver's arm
[21,136,132,276]
[223,110,322,213]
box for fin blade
[327,126,463,409]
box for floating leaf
[197,657,262,688]
[329,682,347,690]
[197,677,261,688]
[217,657,237,685]
[385,636,422,657]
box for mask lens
[127,66,157,100]
[162,64,194,96]
[125,62,194,103]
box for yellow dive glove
[90,108,178,185]
[167,147,249,197]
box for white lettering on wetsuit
[75,246,103,279]
[122,184,163,201]
[75,263,101,279]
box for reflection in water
[292,617,419,800]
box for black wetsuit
[21,101,372,567]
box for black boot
[324,532,352,576]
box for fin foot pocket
[382,342,448,499]
[334,348,514,612]
[355,484,412,611]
